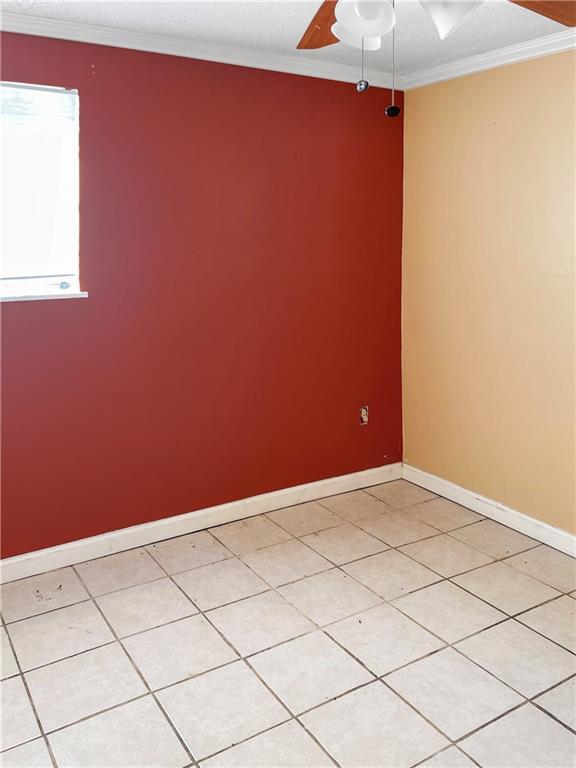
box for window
[1,82,85,301]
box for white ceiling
[1,0,574,87]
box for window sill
[0,291,89,303]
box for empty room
[0,1,575,767]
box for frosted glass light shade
[335,1,396,37]
[422,1,484,40]
[331,22,382,50]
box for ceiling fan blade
[509,1,576,25]
[297,0,339,49]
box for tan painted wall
[402,51,576,534]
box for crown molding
[0,11,396,89]
[1,11,574,92]
[402,28,576,89]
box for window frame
[0,81,87,303]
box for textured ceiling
[1,0,567,76]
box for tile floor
[1,480,575,768]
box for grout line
[411,743,484,768]
[146,540,343,768]
[176,524,567,752]
[446,533,540,560]
[453,698,532,744]
[70,565,199,767]
[264,514,344,539]
[2,597,94,627]
[445,583,576,655]
[449,642,575,702]
[3,485,575,762]
[7,636,119,676]
[314,489,397,516]
[200,586,277,615]
[377,674,462,746]
[4,549,573,675]
[79,572,170,600]
[1,624,58,766]
[36,693,151,740]
[152,557,237,579]
[8,545,574,754]
[362,486,439,508]
[530,683,576,736]
[281,532,576,741]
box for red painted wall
[0,33,403,558]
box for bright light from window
[1,82,81,301]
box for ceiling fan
[297,1,576,51]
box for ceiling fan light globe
[422,0,485,40]
[335,0,396,37]
[331,22,382,49]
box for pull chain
[391,17,395,106]
[356,36,369,92]
[385,0,401,117]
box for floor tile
[267,502,341,536]
[75,549,164,597]
[96,577,195,637]
[147,531,231,575]
[517,596,576,652]
[449,520,538,559]
[505,546,576,593]
[249,631,373,714]
[1,568,89,623]
[357,512,439,547]
[326,604,444,676]
[535,678,576,730]
[301,524,387,565]
[301,681,448,768]
[201,720,335,767]
[1,626,19,679]
[453,562,561,614]
[211,516,291,555]
[25,643,146,732]
[0,676,40,751]
[157,661,289,760]
[408,498,483,532]
[366,480,437,509]
[343,550,440,600]
[7,601,114,671]
[123,615,237,690]
[207,591,314,656]
[279,570,380,626]
[400,534,493,577]
[174,557,268,610]
[317,490,392,523]
[386,648,522,740]
[0,738,53,768]
[241,540,331,588]
[456,619,575,697]
[419,746,477,767]
[460,703,576,768]
[48,696,190,768]
[394,581,506,643]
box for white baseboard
[402,464,575,558]
[0,462,402,584]
[3,460,573,583]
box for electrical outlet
[359,405,369,425]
